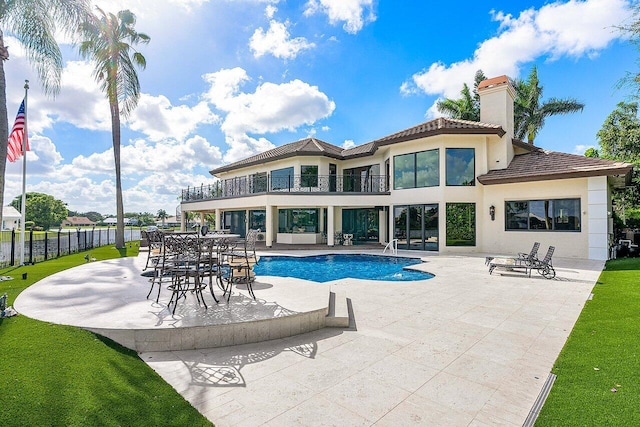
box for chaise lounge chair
[489,245,556,279]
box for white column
[200,212,205,228]
[327,206,335,246]
[215,209,221,230]
[180,211,187,231]
[588,176,609,260]
[265,205,273,247]
[378,208,386,245]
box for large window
[446,148,475,186]
[223,210,246,237]
[394,149,439,189]
[342,209,379,243]
[446,203,475,246]
[250,172,267,193]
[270,167,294,191]
[505,198,581,231]
[249,210,266,231]
[394,204,439,251]
[344,165,381,192]
[301,165,318,187]
[278,208,319,233]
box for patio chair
[142,229,164,270]
[532,246,555,279]
[223,229,259,301]
[517,242,540,266]
[165,233,209,314]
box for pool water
[253,254,433,282]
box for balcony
[182,174,389,202]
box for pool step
[326,290,350,328]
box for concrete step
[326,290,350,327]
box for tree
[584,147,600,158]
[437,70,486,121]
[596,101,640,214]
[10,192,67,230]
[617,5,640,97]
[156,209,168,226]
[513,66,584,143]
[438,67,584,144]
[0,0,89,236]
[78,8,149,248]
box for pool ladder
[383,239,398,256]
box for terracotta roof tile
[477,150,633,184]
[372,117,505,146]
[477,75,509,91]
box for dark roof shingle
[477,149,633,185]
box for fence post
[10,229,15,266]
[44,231,48,261]
[57,230,61,258]
[29,229,33,264]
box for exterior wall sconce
[489,205,496,221]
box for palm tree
[513,66,584,143]
[0,0,89,234]
[78,7,149,248]
[437,70,487,121]
[156,209,168,227]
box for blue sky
[3,0,637,216]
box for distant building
[103,217,137,225]
[61,216,96,227]
[2,206,22,230]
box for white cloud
[61,135,223,178]
[573,144,595,155]
[342,139,355,149]
[402,0,631,98]
[304,0,376,34]
[127,94,219,141]
[250,18,315,59]
[202,67,335,162]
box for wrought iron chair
[142,229,164,270]
[223,229,259,301]
[532,246,555,279]
[165,233,209,314]
[517,242,540,266]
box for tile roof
[477,75,510,91]
[210,118,506,175]
[477,149,633,185]
[371,118,505,146]
[210,138,343,175]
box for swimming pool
[253,254,434,282]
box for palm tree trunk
[110,94,125,249]
[0,30,10,235]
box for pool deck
[14,249,604,426]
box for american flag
[7,100,29,162]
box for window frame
[445,148,475,186]
[504,198,581,232]
[393,148,439,190]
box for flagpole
[19,80,29,265]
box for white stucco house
[180,76,633,260]
[2,206,21,230]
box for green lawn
[536,257,640,426]
[0,246,212,427]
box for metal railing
[182,174,389,202]
[0,227,142,268]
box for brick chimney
[478,75,515,169]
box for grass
[536,257,640,426]
[0,245,212,427]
